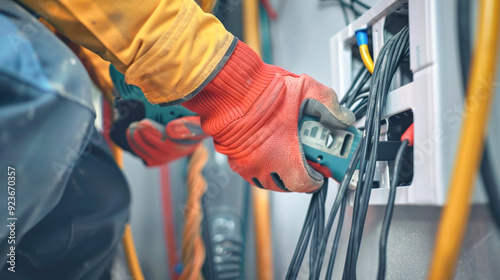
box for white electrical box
[330,0,495,205]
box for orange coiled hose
[180,145,209,280]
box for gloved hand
[184,41,355,193]
[110,99,207,166]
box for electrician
[0,0,355,278]
[19,0,355,193]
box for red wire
[160,165,180,280]
[260,0,278,20]
[102,98,113,149]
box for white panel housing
[330,0,492,205]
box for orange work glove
[110,99,207,166]
[126,117,207,167]
[184,41,355,193]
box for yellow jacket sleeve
[19,0,236,105]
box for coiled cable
[181,145,209,280]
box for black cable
[310,142,364,279]
[480,152,500,229]
[320,0,370,25]
[325,195,348,279]
[286,186,321,279]
[377,140,409,280]
[349,0,362,17]
[457,0,500,230]
[310,184,327,278]
[353,102,368,120]
[351,98,367,112]
[457,0,471,87]
[340,67,367,105]
[354,108,367,121]
[346,70,371,108]
[339,0,351,26]
[353,0,371,10]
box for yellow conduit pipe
[243,0,274,279]
[428,0,500,279]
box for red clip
[401,123,414,146]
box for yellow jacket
[19,0,236,105]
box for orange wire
[123,225,145,280]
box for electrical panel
[329,0,496,205]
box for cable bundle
[343,25,410,280]
[287,26,410,280]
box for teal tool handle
[109,65,196,125]
[299,116,362,182]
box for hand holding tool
[109,66,207,166]
[183,41,356,193]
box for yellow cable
[180,145,208,280]
[359,44,374,74]
[242,0,273,278]
[123,224,145,280]
[243,0,262,56]
[428,0,500,279]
